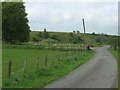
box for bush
[50,34,60,41]
[32,37,39,42]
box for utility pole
[82,18,86,34]
[82,18,90,50]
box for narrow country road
[44,46,118,88]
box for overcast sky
[24,0,118,35]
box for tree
[32,37,39,42]
[73,36,83,44]
[69,32,83,44]
[73,31,75,33]
[108,36,118,50]
[76,30,80,34]
[92,32,95,35]
[2,1,30,43]
[69,32,74,37]
[38,32,43,38]
[76,30,80,36]
[50,34,59,41]
[43,28,49,39]
[95,37,101,43]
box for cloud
[23,0,118,2]
[25,2,118,35]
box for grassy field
[29,31,106,46]
[108,48,118,88]
[2,48,94,88]
[0,40,2,88]
[109,49,118,60]
[0,48,1,88]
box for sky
[24,0,118,35]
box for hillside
[29,31,117,47]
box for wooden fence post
[24,58,27,74]
[45,55,48,66]
[62,52,64,61]
[52,54,54,65]
[58,56,61,64]
[66,44,68,57]
[8,60,11,79]
[66,51,67,58]
[37,56,39,69]
[61,53,63,61]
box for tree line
[2,1,30,44]
[2,1,119,49]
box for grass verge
[3,48,95,88]
[108,48,118,89]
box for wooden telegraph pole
[82,18,86,34]
[82,18,90,50]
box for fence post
[58,58,61,64]
[45,55,48,66]
[37,56,39,69]
[52,54,54,65]
[66,44,67,55]
[61,52,63,61]
[8,60,12,79]
[24,58,27,74]
[66,51,67,58]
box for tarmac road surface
[44,46,118,88]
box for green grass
[0,40,2,88]
[30,31,39,41]
[109,48,118,60]
[108,48,118,88]
[2,48,95,88]
[29,31,108,47]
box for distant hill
[30,31,118,46]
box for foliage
[92,32,95,35]
[108,36,118,50]
[108,48,119,89]
[3,48,94,88]
[32,32,43,42]
[69,33,84,44]
[43,28,49,39]
[29,31,119,47]
[40,38,58,44]
[38,32,43,38]
[73,36,83,44]
[2,2,30,43]
[32,37,39,42]
[94,34,108,44]
[50,34,60,41]
[73,31,75,33]
[76,30,80,34]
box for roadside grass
[0,48,1,88]
[109,49,118,60]
[30,31,105,46]
[108,48,118,88]
[2,48,95,88]
[0,40,2,88]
